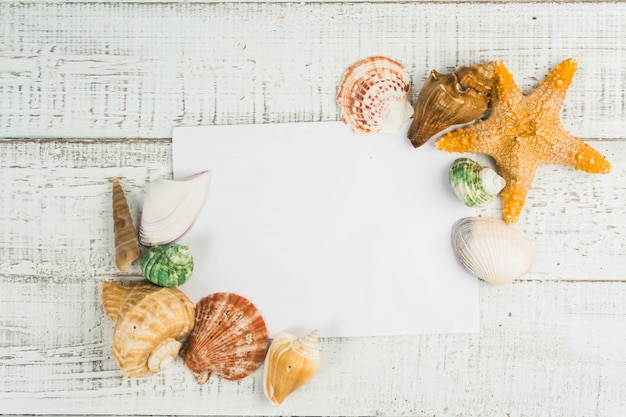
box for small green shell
[449,158,505,207]
[140,244,194,288]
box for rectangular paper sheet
[172,121,479,337]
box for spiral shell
[139,171,211,246]
[451,217,535,286]
[263,330,321,405]
[407,61,497,148]
[140,244,194,288]
[183,292,269,383]
[101,281,196,377]
[336,55,413,134]
[112,177,140,271]
[449,158,505,207]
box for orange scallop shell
[336,55,413,134]
[183,292,269,383]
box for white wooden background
[1,1,625,416]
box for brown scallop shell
[183,292,269,383]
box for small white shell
[336,56,413,134]
[451,217,535,285]
[139,171,211,246]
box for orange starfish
[436,58,611,223]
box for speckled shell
[449,158,505,207]
[451,217,535,286]
[263,330,320,405]
[139,171,211,246]
[140,244,194,288]
[336,56,413,134]
[183,292,269,383]
[112,177,140,271]
[101,281,196,377]
[407,61,497,147]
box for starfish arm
[500,169,536,224]
[435,125,483,154]
[546,133,612,173]
[492,61,522,109]
[531,58,577,119]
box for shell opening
[147,338,182,372]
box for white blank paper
[172,121,478,337]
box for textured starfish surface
[436,58,611,223]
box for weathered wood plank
[1,2,625,138]
[1,277,624,416]
[0,136,624,414]
[1,139,622,281]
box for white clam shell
[451,217,535,286]
[139,171,211,246]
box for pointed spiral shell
[112,177,140,271]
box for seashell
[101,281,196,377]
[449,158,506,207]
[140,244,194,288]
[184,292,269,383]
[407,61,497,148]
[139,171,211,246]
[263,329,321,405]
[336,55,414,134]
[112,177,140,271]
[451,217,535,286]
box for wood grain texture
[1,2,625,139]
[1,1,626,415]
[0,139,624,415]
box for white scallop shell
[451,217,535,285]
[336,56,413,134]
[139,171,211,246]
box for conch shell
[263,330,321,405]
[336,55,413,134]
[449,158,505,207]
[407,61,497,148]
[101,281,196,377]
[112,177,140,271]
[451,217,535,286]
[139,171,211,246]
[183,292,269,383]
[140,244,194,288]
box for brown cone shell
[184,292,269,383]
[407,61,497,148]
[112,177,140,271]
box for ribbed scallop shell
[140,244,194,288]
[451,217,535,286]
[112,177,140,271]
[139,171,211,246]
[336,56,413,134]
[183,292,269,383]
[263,330,320,405]
[449,158,505,207]
[101,281,196,377]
